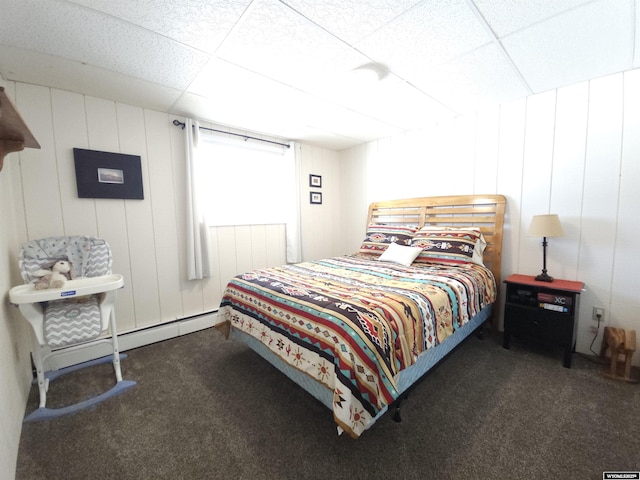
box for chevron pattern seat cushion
[44,297,102,348]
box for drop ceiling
[0,0,637,150]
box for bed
[217,194,506,438]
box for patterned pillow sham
[410,226,486,265]
[358,224,418,257]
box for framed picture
[309,174,322,188]
[310,192,322,204]
[73,148,144,199]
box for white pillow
[378,242,423,267]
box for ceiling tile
[503,0,635,93]
[309,71,457,130]
[410,42,532,114]
[0,0,210,89]
[264,45,454,130]
[0,45,183,111]
[286,89,406,142]
[173,91,290,135]
[182,57,380,144]
[355,0,493,79]
[186,57,289,99]
[215,0,352,87]
[285,47,383,97]
[178,66,319,140]
[69,0,252,54]
[280,0,423,44]
[172,91,363,150]
[473,0,594,37]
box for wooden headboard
[366,194,506,286]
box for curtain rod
[172,120,290,148]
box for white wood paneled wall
[12,84,200,334]
[341,68,640,364]
[6,81,340,341]
[212,224,286,292]
[298,143,344,259]
[0,89,32,478]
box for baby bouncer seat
[9,236,136,422]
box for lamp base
[535,272,554,282]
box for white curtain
[285,142,302,263]
[184,118,211,280]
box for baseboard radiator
[42,311,221,372]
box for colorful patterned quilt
[218,254,496,438]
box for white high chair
[9,236,136,422]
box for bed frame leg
[392,392,408,423]
[475,320,488,340]
[392,402,402,422]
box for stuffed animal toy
[33,260,75,290]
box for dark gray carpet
[16,326,640,480]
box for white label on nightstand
[540,302,568,313]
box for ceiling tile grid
[0,0,637,150]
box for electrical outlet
[592,307,605,322]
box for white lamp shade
[528,214,564,237]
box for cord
[588,313,602,356]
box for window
[196,132,294,226]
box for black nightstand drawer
[502,274,583,368]
[505,304,574,347]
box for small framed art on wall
[309,174,322,188]
[310,192,322,204]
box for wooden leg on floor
[601,327,636,383]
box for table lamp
[528,214,564,282]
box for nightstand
[502,274,584,368]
